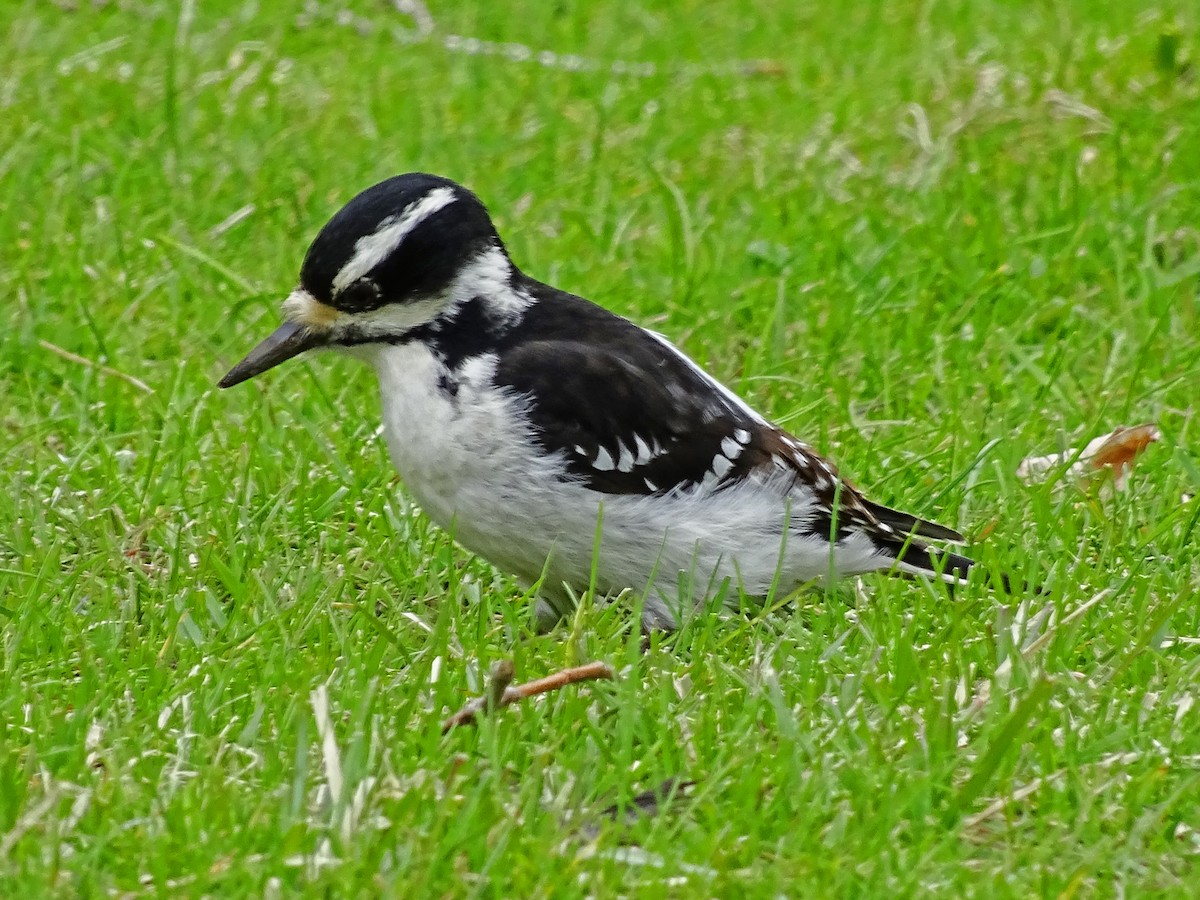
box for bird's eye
[336,278,384,311]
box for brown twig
[441,660,615,733]
[39,339,154,394]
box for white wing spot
[644,477,659,492]
[574,444,589,459]
[711,454,733,479]
[593,446,615,471]
[633,434,653,466]
[720,436,742,459]
[616,441,635,473]
[733,428,751,445]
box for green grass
[3,0,1200,894]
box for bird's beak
[218,321,328,388]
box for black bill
[218,321,327,388]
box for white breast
[367,345,571,579]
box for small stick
[441,660,614,733]
[39,339,154,394]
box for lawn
[3,0,1199,895]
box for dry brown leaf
[1016,423,1161,490]
[1088,424,1161,472]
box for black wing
[495,335,766,495]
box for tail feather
[862,499,967,544]
[875,533,1024,593]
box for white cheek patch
[281,287,446,343]
[332,186,458,295]
[333,296,447,341]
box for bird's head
[219,173,512,387]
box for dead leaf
[1016,423,1160,490]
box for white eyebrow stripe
[331,186,457,294]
